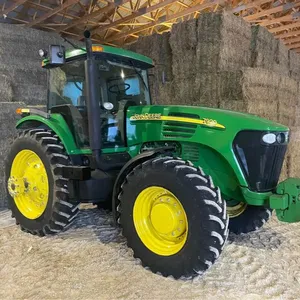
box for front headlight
[262,132,289,145]
[262,133,276,144]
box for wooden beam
[275,28,300,39]
[9,0,81,20]
[232,0,273,14]
[256,14,296,27]
[57,0,131,33]
[26,0,80,27]
[1,0,28,17]
[244,1,300,22]
[91,0,176,35]
[284,35,300,45]
[104,0,221,43]
[268,21,300,33]
[287,42,300,50]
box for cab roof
[42,44,154,69]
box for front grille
[162,112,198,138]
[233,130,287,192]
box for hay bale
[155,82,174,105]
[286,126,300,156]
[12,83,47,105]
[247,99,278,121]
[172,76,199,105]
[0,22,82,107]
[278,76,298,105]
[127,32,172,82]
[273,41,289,76]
[242,68,281,102]
[276,76,298,126]
[0,74,12,102]
[198,11,251,71]
[295,107,300,126]
[219,100,247,113]
[289,50,300,81]
[170,12,251,78]
[240,68,279,120]
[250,25,278,71]
[283,126,300,178]
[171,71,244,108]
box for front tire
[119,156,229,279]
[5,129,79,236]
[228,202,272,234]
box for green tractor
[5,31,300,279]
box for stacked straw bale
[170,11,251,79]
[0,74,12,102]
[0,23,79,105]
[289,50,300,81]
[274,41,290,76]
[285,126,300,178]
[277,77,298,127]
[251,26,277,71]
[127,32,172,104]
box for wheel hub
[150,199,186,238]
[8,150,49,220]
[133,186,188,256]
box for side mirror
[49,45,66,65]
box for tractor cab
[43,43,153,149]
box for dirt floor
[0,205,299,300]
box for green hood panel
[126,105,289,191]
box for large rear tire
[228,202,272,234]
[5,129,79,236]
[119,156,229,279]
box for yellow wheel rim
[8,149,49,220]
[227,202,247,218]
[133,186,188,256]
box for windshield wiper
[129,60,149,91]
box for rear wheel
[227,202,272,234]
[119,156,229,279]
[5,129,79,236]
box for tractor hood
[127,105,288,133]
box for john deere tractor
[5,31,300,279]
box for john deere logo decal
[130,114,225,129]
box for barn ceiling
[1,0,300,51]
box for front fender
[16,114,78,155]
[112,147,174,225]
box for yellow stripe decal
[130,114,225,129]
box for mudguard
[112,147,174,225]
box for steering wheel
[108,83,130,95]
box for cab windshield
[48,57,151,148]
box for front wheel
[119,157,229,279]
[5,129,80,236]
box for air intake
[162,112,198,138]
